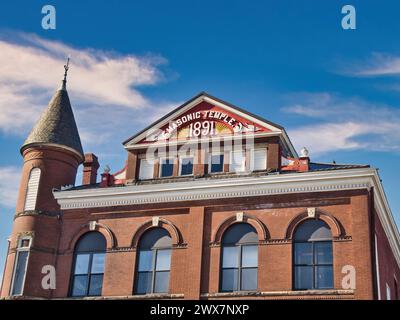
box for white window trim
[179,156,194,176]
[138,158,155,180]
[229,150,246,173]
[10,236,32,297]
[208,152,225,174]
[159,157,175,178]
[250,148,267,172]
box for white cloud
[282,93,400,155]
[0,31,181,173]
[0,32,175,138]
[344,53,400,77]
[0,166,21,208]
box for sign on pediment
[141,101,271,143]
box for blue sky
[1,0,400,282]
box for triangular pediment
[123,92,296,156]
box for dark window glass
[11,251,29,295]
[315,266,333,289]
[136,272,152,294]
[293,220,333,290]
[135,228,172,295]
[154,271,170,293]
[88,274,104,296]
[20,239,30,248]
[294,266,313,290]
[241,268,257,291]
[71,275,88,297]
[180,157,194,175]
[294,220,332,242]
[210,154,224,173]
[70,232,106,297]
[221,269,238,292]
[160,159,174,177]
[220,223,258,292]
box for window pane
[241,245,258,268]
[76,232,107,252]
[88,274,103,296]
[74,254,90,274]
[221,268,238,292]
[156,249,171,271]
[294,220,332,242]
[230,151,245,172]
[294,243,313,265]
[20,239,31,248]
[315,242,333,264]
[241,268,257,291]
[71,275,88,296]
[138,250,153,272]
[210,154,224,173]
[222,223,258,244]
[161,159,174,177]
[12,251,28,295]
[154,271,170,293]
[222,246,239,268]
[139,159,154,180]
[315,266,333,289]
[294,266,313,290]
[252,149,266,171]
[180,158,193,175]
[91,253,105,274]
[139,228,172,250]
[135,272,152,294]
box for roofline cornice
[52,167,400,268]
[21,143,84,163]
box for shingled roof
[21,82,84,160]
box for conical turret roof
[21,81,84,160]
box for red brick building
[1,73,400,300]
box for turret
[1,60,83,298]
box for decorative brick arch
[131,218,182,248]
[68,222,116,251]
[212,213,269,244]
[284,209,344,240]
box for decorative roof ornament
[21,57,84,161]
[103,165,111,174]
[300,147,309,158]
[60,56,70,91]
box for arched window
[293,219,333,290]
[135,227,172,295]
[220,223,258,292]
[70,232,106,297]
[24,168,41,211]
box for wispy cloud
[282,93,400,155]
[0,32,179,170]
[0,166,20,208]
[340,53,400,77]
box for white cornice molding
[53,168,400,267]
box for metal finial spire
[60,56,70,91]
[63,57,70,82]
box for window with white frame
[251,149,267,171]
[230,150,245,173]
[24,168,41,211]
[160,158,174,178]
[11,237,32,296]
[139,158,154,180]
[179,157,194,176]
[209,153,224,173]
